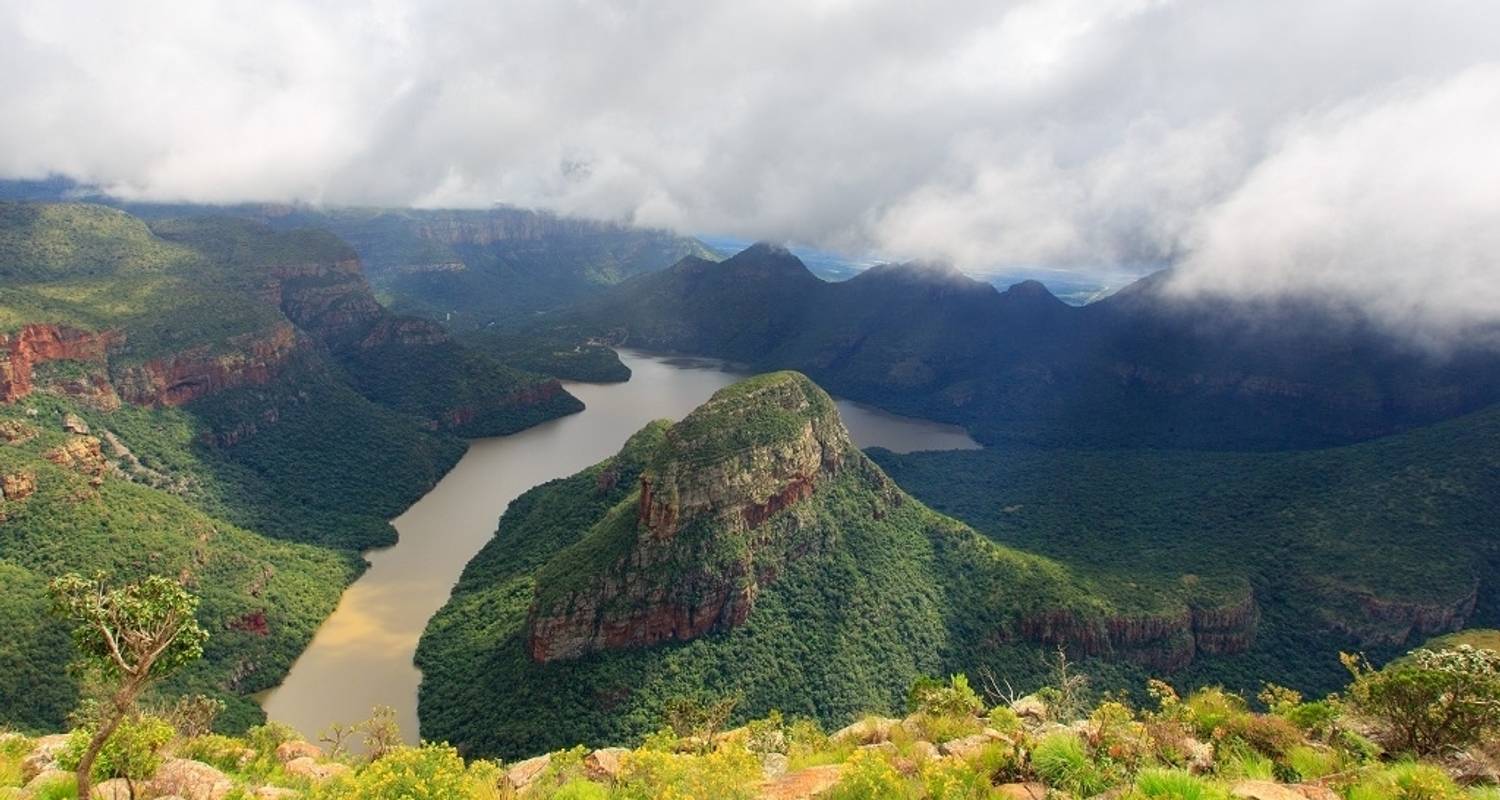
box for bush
[922,756,992,800]
[309,743,500,800]
[987,706,1021,732]
[1284,745,1339,781]
[181,733,254,773]
[827,749,915,800]
[616,743,761,800]
[909,674,984,718]
[58,714,174,783]
[1135,768,1228,800]
[1032,731,1112,796]
[1183,688,1247,740]
[1216,714,1301,757]
[1348,763,1463,800]
[1344,647,1500,756]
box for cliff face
[527,373,865,663]
[0,325,123,403]
[1013,589,1259,672]
[113,322,304,408]
[1322,582,1479,647]
[264,258,451,350]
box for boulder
[1233,780,1310,800]
[584,747,630,783]
[831,716,898,745]
[62,413,90,435]
[1011,695,1047,721]
[761,752,790,780]
[996,783,1048,800]
[505,754,552,792]
[20,734,71,782]
[275,741,323,764]
[91,779,133,799]
[282,757,349,782]
[940,734,993,761]
[1293,785,1340,800]
[758,764,845,800]
[911,740,940,761]
[148,758,235,800]
[1184,737,1215,774]
[1,471,36,502]
[24,768,71,792]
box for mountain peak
[999,279,1066,309]
[719,242,817,280]
[526,371,872,663]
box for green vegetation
[417,375,1212,760]
[871,401,1500,699]
[0,202,585,736]
[7,639,1498,798]
[48,572,207,799]
[1344,646,1500,755]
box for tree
[49,573,208,800]
[1343,646,1500,755]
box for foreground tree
[49,573,209,800]
[1343,645,1500,755]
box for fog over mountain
[3,0,1498,339]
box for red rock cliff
[527,373,858,663]
[0,324,123,403]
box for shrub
[746,710,787,755]
[1216,745,1276,781]
[1284,745,1339,781]
[922,756,992,800]
[1343,647,1500,756]
[910,712,982,744]
[181,733,254,773]
[58,714,174,783]
[1216,713,1301,757]
[309,743,497,800]
[1135,768,1228,800]
[909,674,984,718]
[827,749,915,800]
[988,706,1021,732]
[246,721,301,755]
[617,743,761,800]
[1183,688,1247,740]
[1348,763,1463,800]
[1032,731,1111,796]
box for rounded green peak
[657,371,845,469]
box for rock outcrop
[1,470,36,501]
[1322,581,1479,647]
[113,323,304,407]
[0,324,122,403]
[527,372,867,663]
[1013,587,1259,672]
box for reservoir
[258,350,979,742]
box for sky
[2,0,1498,342]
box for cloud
[1168,64,1500,348]
[2,0,1498,336]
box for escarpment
[526,372,867,663]
[1320,580,1479,647]
[1013,587,1259,672]
[0,324,123,403]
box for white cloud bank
[2,0,1498,337]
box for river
[257,349,979,743]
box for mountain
[552,244,1500,450]
[0,202,580,731]
[873,396,1500,699]
[416,372,1257,758]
